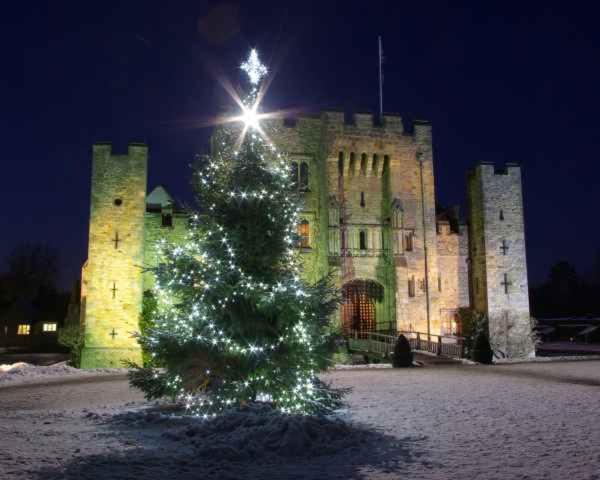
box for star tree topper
[241,49,268,86]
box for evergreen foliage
[57,321,83,367]
[392,334,413,368]
[129,51,345,416]
[472,328,493,364]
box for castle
[79,112,533,368]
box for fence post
[437,336,442,356]
[416,332,421,351]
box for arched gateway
[341,280,384,335]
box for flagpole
[378,36,383,120]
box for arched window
[383,155,390,176]
[299,162,309,191]
[290,161,299,190]
[391,198,402,229]
[338,152,344,176]
[359,230,367,250]
[360,153,367,175]
[372,154,379,176]
[349,152,356,176]
[298,220,310,248]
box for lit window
[43,323,57,332]
[298,220,310,248]
[17,324,30,335]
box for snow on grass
[0,361,126,386]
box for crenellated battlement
[472,161,521,179]
[92,142,148,157]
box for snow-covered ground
[1,360,599,479]
[0,362,127,386]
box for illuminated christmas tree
[130,49,343,417]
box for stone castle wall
[436,221,470,334]
[468,163,534,357]
[80,144,147,368]
[81,114,534,366]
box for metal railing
[347,330,465,359]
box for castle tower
[80,143,148,368]
[467,162,533,357]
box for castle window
[404,233,414,252]
[43,322,57,333]
[161,213,173,228]
[360,153,367,175]
[17,324,30,335]
[438,275,442,292]
[360,192,365,208]
[298,220,310,248]
[299,162,309,191]
[499,209,504,221]
[114,198,122,207]
[290,161,299,190]
[408,277,415,297]
[338,152,344,176]
[372,154,379,175]
[383,155,390,175]
[359,230,367,250]
[349,152,356,176]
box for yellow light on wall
[43,323,57,332]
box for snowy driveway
[1,361,600,479]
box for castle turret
[467,162,533,357]
[80,143,147,368]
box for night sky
[1,1,598,289]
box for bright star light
[241,49,268,86]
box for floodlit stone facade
[80,112,533,367]
[467,163,534,357]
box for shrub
[392,334,413,368]
[472,328,493,364]
[57,321,83,367]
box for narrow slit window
[360,192,365,207]
[338,152,344,176]
[438,275,442,292]
[349,152,356,176]
[299,162,309,191]
[499,209,504,221]
[359,230,367,250]
[290,161,299,189]
[404,233,413,251]
[383,155,390,175]
[360,153,367,175]
[408,277,415,297]
[372,154,379,175]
